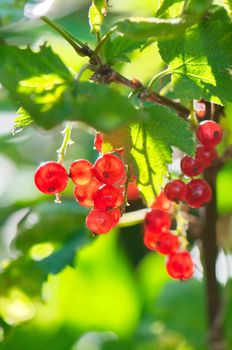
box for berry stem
[118,208,147,227]
[175,206,189,250]
[147,68,172,91]
[57,121,73,164]
[188,100,199,129]
[93,26,117,56]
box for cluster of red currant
[142,120,222,280]
[164,120,222,208]
[34,149,126,234]
[143,192,194,280]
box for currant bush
[34,118,223,280]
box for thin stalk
[147,68,172,91]
[57,121,73,164]
[119,208,147,227]
[93,26,117,56]
[74,64,93,81]
[188,100,199,129]
[41,16,88,57]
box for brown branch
[201,105,227,350]
[42,16,190,118]
[90,65,190,119]
[213,145,232,168]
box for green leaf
[0,43,142,131]
[88,0,108,33]
[14,107,33,133]
[158,6,232,104]
[116,17,187,41]
[0,256,47,297]
[68,82,143,132]
[0,200,91,299]
[144,104,195,155]
[130,122,172,206]
[104,35,143,64]
[130,105,194,205]
[37,234,89,275]
[115,0,212,42]
[156,0,184,18]
[157,0,213,19]
[0,235,89,298]
[14,200,88,253]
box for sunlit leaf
[88,0,108,33]
[159,6,232,104]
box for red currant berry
[74,177,101,207]
[127,176,140,201]
[86,208,114,234]
[93,153,125,185]
[144,209,171,234]
[164,180,187,202]
[34,161,68,194]
[109,208,121,226]
[94,185,124,210]
[152,191,172,213]
[180,156,204,177]
[166,251,194,280]
[185,179,212,208]
[143,230,160,251]
[196,120,222,147]
[94,132,103,153]
[195,145,217,168]
[194,100,205,119]
[69,159,93,186]
[156,232,179,255]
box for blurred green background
[1,1,232,349]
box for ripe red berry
[194,100,205,119]
[152,191,172,213]
[185,179,212,208]
[196,120,222,147]
[156,232,179,255]
[166,251,194,280]
[180,155,204,177]
[69,159,93,186]
[164,180,187,202]
[94,153,125,185]
[34,161,68,194]
[143,230,160,251]
[94,132,103,153]
[86,208,114,234]
[195,145,217,168]
[127,176,140,201]
[74,177,101,207]
[144,209,171,234]
[109,208,121,225]
[94,185,124,210]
